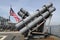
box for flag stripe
[10,7,20,22]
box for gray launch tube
[19,7,56,34]
[15,3,53,29]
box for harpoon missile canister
[18,8,29,19]
[19,7,56,34]
[15,3,53,30]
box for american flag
[10,7,20,22]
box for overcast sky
[0,0,60,25]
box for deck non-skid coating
[0,35,7,40]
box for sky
[0,0,60,25]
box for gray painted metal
[43,3,53,8]
[19,7,56,34]
[18,8,29,19]
[20,8,29,15]
[15,3,53,29]
[18,11,25,18]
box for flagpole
[9,5,12,21]
[9,15,10,21]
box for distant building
[0,16,16,31]
[0,16,9,25]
